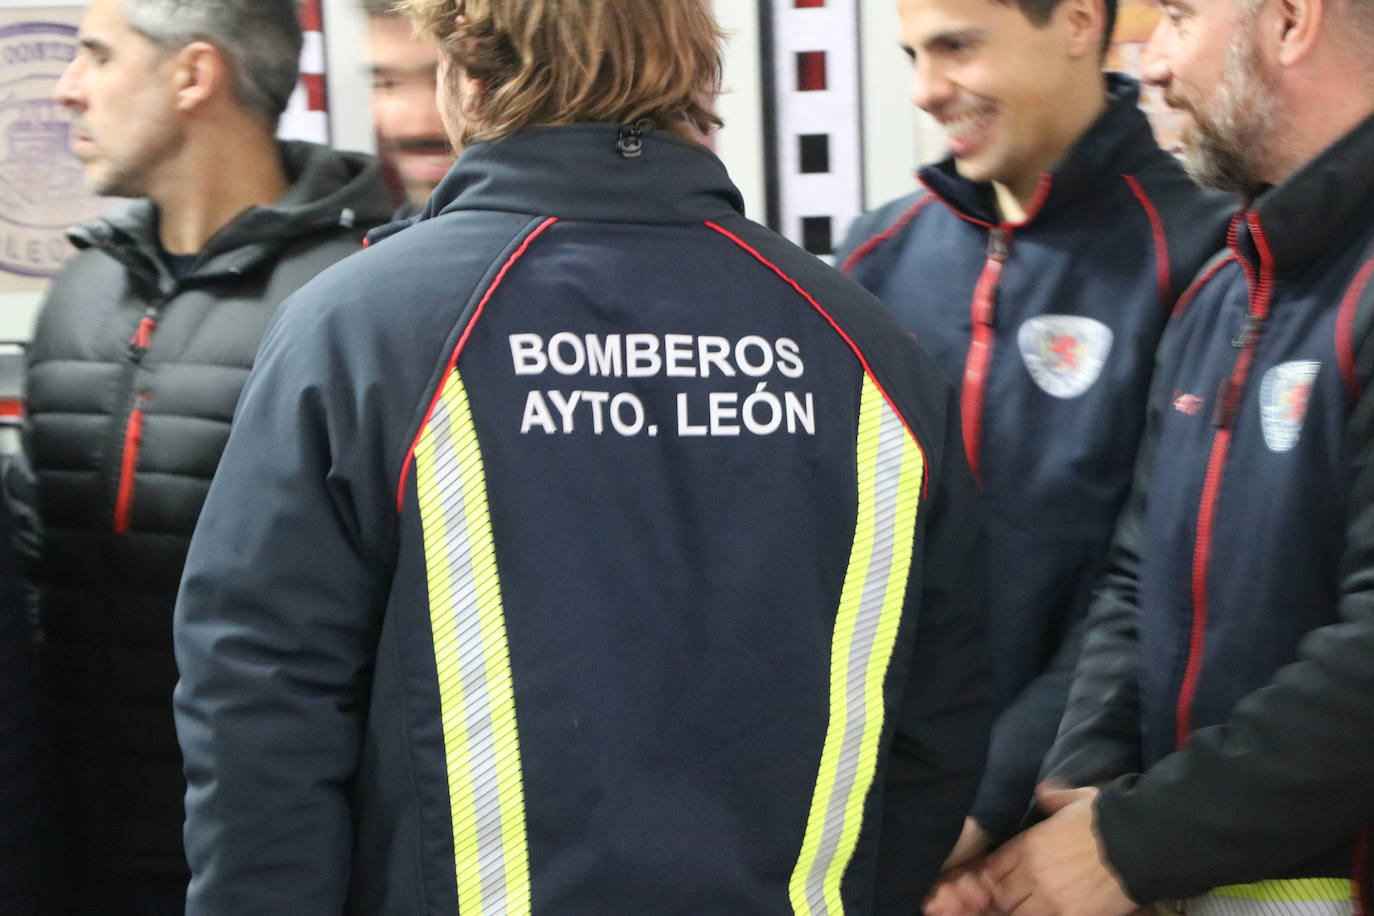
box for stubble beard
[1171,19,1280,194]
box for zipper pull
[127,304,160,361]
[1232,313,1262,348]
[987,228,1009,261]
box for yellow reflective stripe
[415,369,531,916]
[1211,880,1354,903]
[790,375,926,916]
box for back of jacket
[24,141,391,882]
[174,126,991,914]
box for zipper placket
[961,227,1009,482]
[1176,214,1274,748]
[112,302,161,534]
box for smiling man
[23,0,390,908]
[836,0,1229,907]
[987,0,1374,908]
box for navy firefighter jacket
[172,125,991,914]
[836,74,1232,839]
[1045,111,1374,905]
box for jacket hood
[70,140,392,287]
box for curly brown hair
[395,0,725,144]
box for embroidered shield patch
[1259,360,1321,453]
[1017,316,1114,398]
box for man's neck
[991,75,1108,223]
[151,126,290,255]
[1264,93,1374,188]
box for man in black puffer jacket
[23,0,391,909]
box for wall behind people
[0,0,1178,344]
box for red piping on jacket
[1173,253,1240,319]
[395,217,559,513]
[705,220,931,499]
[1337,257,1374,404]
[839,195,935,276]
[962,234,1005,483]
[113,393,146,534]
[1177,212,1274,748]
[911,174,1053,484]
[1122,174,1172,308]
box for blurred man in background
[364,0,453,215]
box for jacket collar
[917,73,1159,227]
[70,141,389,293]
[1234,108,1374,276]
[392,123,745,234]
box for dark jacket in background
[1043,111,1374,908]
[0,456,57,913]
[174,125,991,914]
[22,140,391,889]
[836,75,1233,840]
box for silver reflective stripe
[789,375,926,916]
[801,401,908,914]
[432,394,513,907]
[415,371,531,915]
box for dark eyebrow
[78,37,112,54]
[922,27,987,51]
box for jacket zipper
[112,304,160,534]
[961,227,1009,482]
[1176,214,1274,748]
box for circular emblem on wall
[0,22,103,278]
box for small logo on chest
[1259,360,1321,453]
[1172,392,1206,416]
[1017,316,1114,398]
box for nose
[1139,18,1174,87]
[53,54,85,108]
[910,58,956,113]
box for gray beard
[1175,23,1279,193]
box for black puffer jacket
[23,140,391,884]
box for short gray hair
[124,0,303,128]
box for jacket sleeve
[872,392,992,910]
[1088,278,1374,903]
[173,289,394,914]
[1036,337,1175,793]
[970,612,1089,842]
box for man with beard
[363,0,453,214]
[972,0,1374,912]
[836,0,1229,908]
[25,0,390,907]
